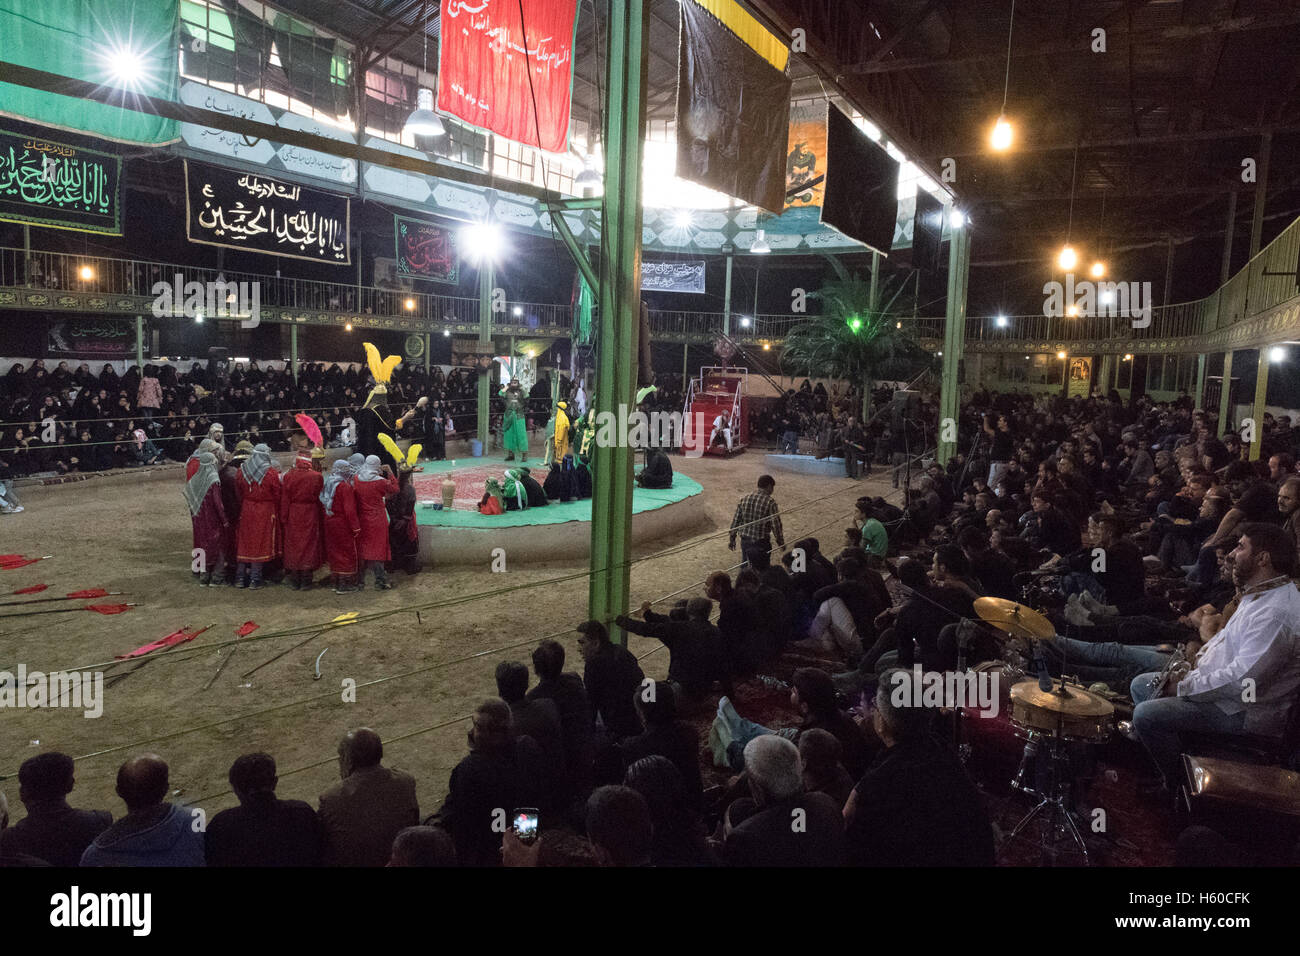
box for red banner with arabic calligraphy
[437,0,578,153]
[395,215,459,284]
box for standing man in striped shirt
[729,474,785,570]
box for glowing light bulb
[1058,246,1078,271]
[991,116,1013,151]
[1090,261,1106,278]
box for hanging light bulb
[1058,245,1078,271]
[991,116,1013,151]
[1090,261,1105,278]
[575,155,601,187]
[750,229,771,254]
[405,87,445,138]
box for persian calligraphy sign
[0,131,122,234]
[184,160,350,264]
[395,215,458,284]
[641,260,706,294]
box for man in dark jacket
[0,752,111,867]
[576,620,645,738]
[616,598,726,697]
[81,755,206,867]
[495,660,566,801]
[205,753,323,866]
[526,639,595,802]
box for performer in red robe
[184,451,228,587]
[321,458,361,593]
[352,454,399,590]
[218,442,250,586]
[235,443,282,589]
[281,451,325,589]
[185,438,221,481]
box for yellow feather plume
[363,342,402,384]
[407,444,422,466]
[377,433,403,465]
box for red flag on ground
[67,588,109,599]
[0,558,40,570]
[13,584,48,594]
[236,621,259,637]
[116,626,199,659]
[86,603,132,615]
[436,0,578,153]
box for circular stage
[410,456,705,564]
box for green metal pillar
[722,251,733,335]
[135,315,144,369]
[424,333,431,375]
[1194,353,1207,410]
[290,322,299,384]
[1098,354,1115,395]
[682,341,688,386]
[478,262,494,452]
[22,225,30,286]
[589,0,649,637]
[937,221,970,465]
[1249,349,1269,462]
[869,250,880,312]
[1218,350,1234,437]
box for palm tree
[780,274,931,420]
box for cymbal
[973,597,1055,640]
[1011,679,1114,717]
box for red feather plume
[295,414,323,448]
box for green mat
[415,475,703,528]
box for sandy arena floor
[0,444,897,822]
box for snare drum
[1009,679,1114,740]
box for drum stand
[1008,683,1093,864]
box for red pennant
[236,621,259,637]
[67,588,109,599]
[116,626,196,659]
[0,558,40,570]
[86,603,132,615]
[0,555,22,562]
[13,584,48,595]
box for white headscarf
[355,454,384,482]
[241,443,274,485]
[184,452,220,516]
[320,458,354,515]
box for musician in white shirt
[710,413,734,452]
[1130,523,1300,784]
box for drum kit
[973,597,1115,863]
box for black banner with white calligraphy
[395,215,458,284]
[641,260,706,294]
[47,316,137,356]
[0,131,122,234]
[184,160,350,264]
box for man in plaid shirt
[729,475,785,569]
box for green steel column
[869,250,880,311]
[682,341,688,384]
[478,262,494,452]
[589,0,649,637]
[1218,350,1234,437]
[722,252,733,335]
[937,222,970,465]
[424,332,430,376]
[1098,354,1115,395]
[290,322,299,385]
[1249,349,1269,462]
[1194,353,1207,410]
[135,315,144,369]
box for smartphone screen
[512,808,539,844]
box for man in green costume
[499,378,529,462]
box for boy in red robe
[282,451,325,589]
[185,451,228,586]
[352,454,399,590]
[321,458,362,594]
[235,443,282,589]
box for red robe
[323,481,361,574]
[281,461,324,572]
[353,473,399,562]
[186,457,200,481]
[236,468,283,563]
[191,483,228,561]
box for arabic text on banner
[437,0,579,153]
[0,130,122,234]
[183,160,351,265]
[641,260,706,294]
[395,215,459,284]
[47,317,137,356]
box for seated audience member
[623,756,716,867]
[0,752,111,867]
[388,825,457,867]
[617,681,704,808]
[1130,524,1300,788]
[844,669,994,866]
[735,568,786,661]
[1022,490,1081,556]
[81,754,206,867]
[318,728,419,867]
[720,736,845,867]
[576,619,645,739]
[1280,477,1300,551]
[431,699,547,867]
[1056,512,1145,609]
[585,785,654,867]
[706,570,762,675]
[206,753,323,867]
[526,639,595,801]
[495,661,566,803]
[616,598,726,698]
[799,554,887,664]
[798,728,855,809]
[956,526,1017,600]
[0,791,49,866]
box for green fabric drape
[0,0,180,145]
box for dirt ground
[0,444,897,823]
